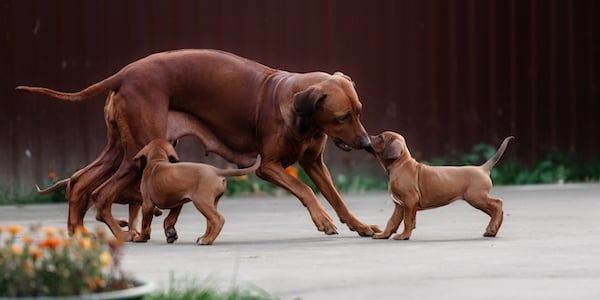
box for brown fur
[17,49,380,240]
[370,131,514,240]
[133,139,260,245]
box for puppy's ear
[380,139,403,160]
[294,86,326,117]
[166,144,180,163]
[133,149,148,172]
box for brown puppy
[17,49,379,240]
[370,131,514,240]
[133,139,261,245]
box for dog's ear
[294,87,326,117]
[166,144,180,163]
[133,149,148,172]
[380,139,403,160]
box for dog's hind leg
[163,205,182,243]
[193,194,225,245]
[465,193,504,237]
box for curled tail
[480,136,515,172]
[36,178,69,195]
[216,155,261,177]
[16,72,122,102]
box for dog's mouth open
[333,138,353,152]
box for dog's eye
[336,113,351,123]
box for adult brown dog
[369,131,514,240]
[17,49,379,240]
[133,139,261,245]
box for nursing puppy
[133,139,260,245]
[370,131,514,240]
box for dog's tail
[480,136,515,172]
[16,72,122,102]
[36,178,69,195]
[216,155,261,177]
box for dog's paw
[483,230,497,237]
[133,234,149,243]
[393,233,410,240]
[372,232,390,239]
[153,208,163,217]
[165,228,178,243]
[321,226,338,235]
[196,237,214,245]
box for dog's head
[133,139,180,172]
[369,131,410,170]
[293,72,371,152]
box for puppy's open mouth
[334,138,353,152]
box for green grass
[144,275,278,300]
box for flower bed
[0,225,136,297]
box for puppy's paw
[196,237,214,245]
[153,208,163,217]
[483,229,497,237]
[165,228,178,243]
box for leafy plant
[426,143,600,185]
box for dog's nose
[358,135,372,149]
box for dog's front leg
[373,203,404,239]
[134,197,155,242]
[300,154,381,237]
[393,199,417,240]
[256,161,337,235]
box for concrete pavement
[1,183,599,299]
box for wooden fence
[1,0,598,189]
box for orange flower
[48,172,57,180]
[78,237,92,250]
[97,228,106,239]
[7,225,23,235]
[43,227,57,236]
[31,249,42,261]
[38,237,61,249]
[12,245,22,255]
[23,235,33,245]
[95,277,106,288]
[285,166,298,179]
[99,251,112,267]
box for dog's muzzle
[334,138,354,152]
[333,136,372,152]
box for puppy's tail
[16,72,122,102]
[36,178,69,195]
[216,155,261,177]
[480,136,515,172]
